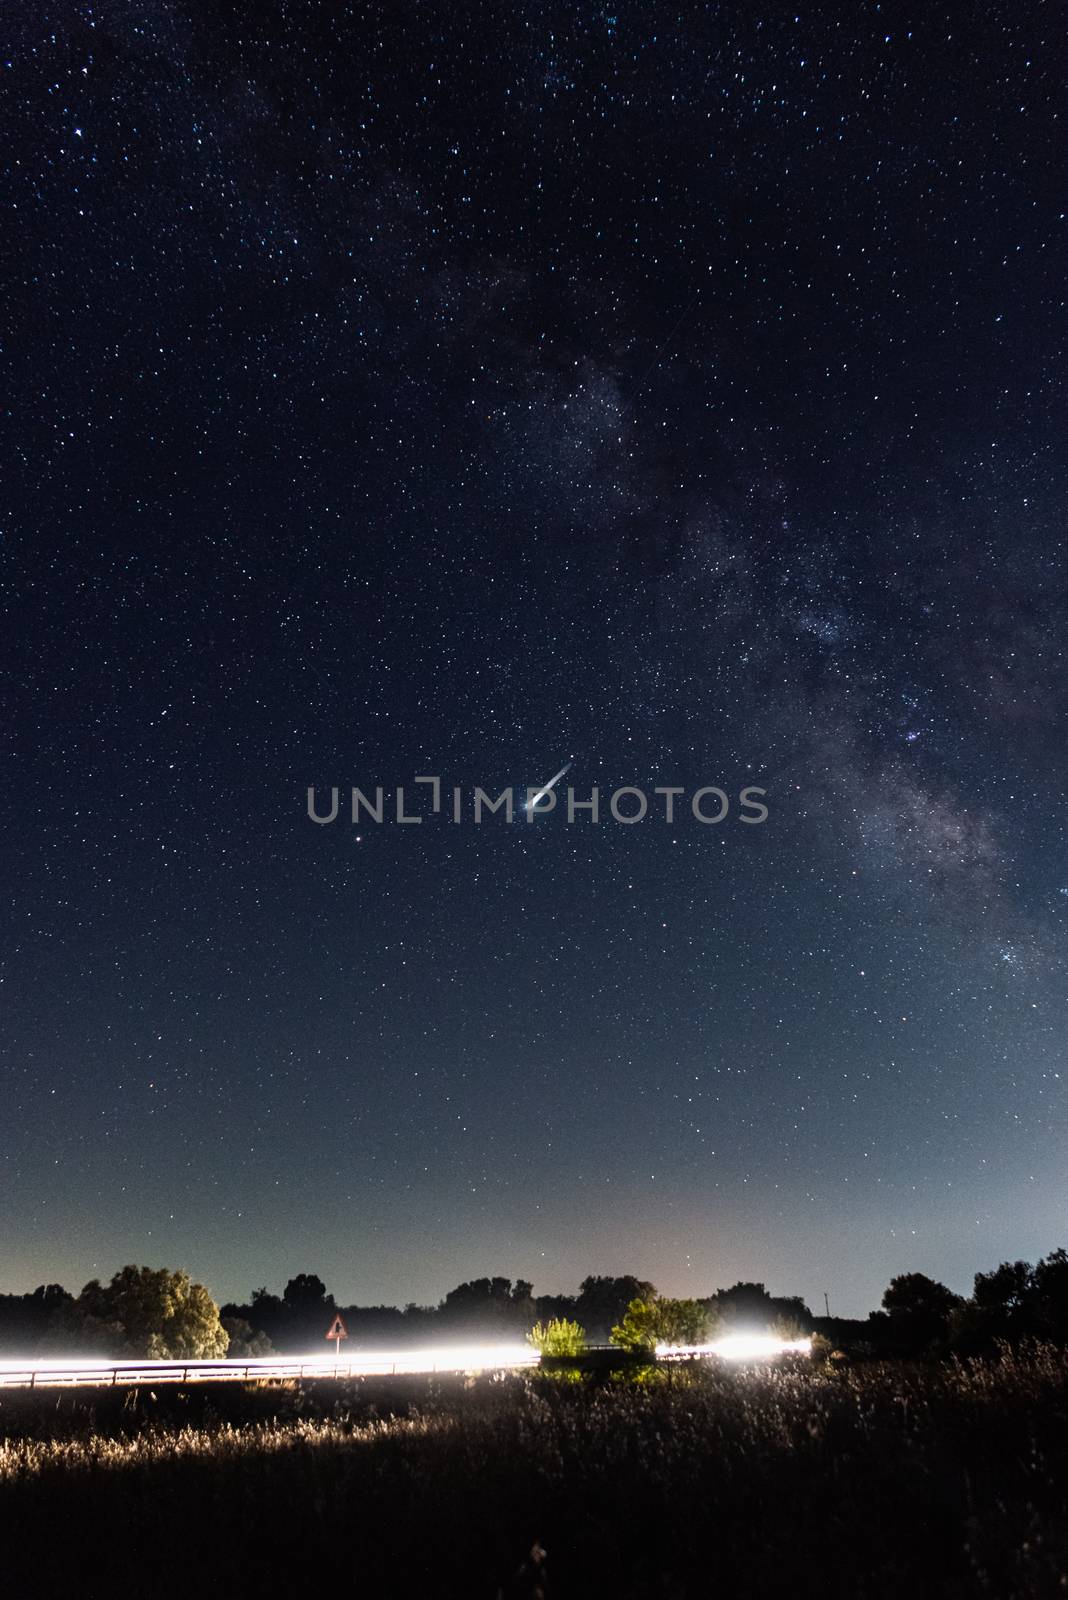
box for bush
[526,1318,586,1357]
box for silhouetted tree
[28,1283,73,1316]
[283,1273,334,1312]
[510,1279,536,1325]
[882,1273,960,1319]
[220,1287,285,1345]
[881,1272,962,1351]
[974,1261,1033,1324]
[0,1285,75,1355]
[221,1316,274,1357]
[576,1276,657,1340]
[1031,1249,1068,1336]
[704,1284,813,1334]
[769,1294,814,1332]
[532,1292,579,1325]
[273,1274,335,1347]
[441,1277,528,1331]
[715,1282,772,1321]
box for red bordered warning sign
[326,1313,348,1352]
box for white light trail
[0,1334,811,1390]
[657,1333,812,1361]
[0,1343,539,1390]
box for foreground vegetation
[4,1345,1068,1597]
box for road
[0,1342,539,1389]
[0,1333,810,1390]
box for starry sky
[2,2,1066,1319]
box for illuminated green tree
[655,1297,713,1346]
[609,1298,655,1353]
[526,1317,586,1356]
[77,1265,229,1359]
[611,1296,713,1352]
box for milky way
[2,2,1066,1316]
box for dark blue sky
[2,0,1066,1317]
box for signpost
[325,1312,348,1357]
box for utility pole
[823,1291,830,1318]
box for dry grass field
[3,1346,1068,1598]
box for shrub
[526,1318,587,1357]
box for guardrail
[0,1334,810,1391]
[0,1345,541,1391]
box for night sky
[3,2,1066,1319]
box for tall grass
[3,1346,1068,1597]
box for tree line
[222,1273,813,1354]
[0,1271,809,1358]
[4,1249,1068,1360]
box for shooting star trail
[524,760,573,815]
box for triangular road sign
[326,1313,348,1341]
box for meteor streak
[524,760,572,816]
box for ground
[3,1347,1068,1598]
